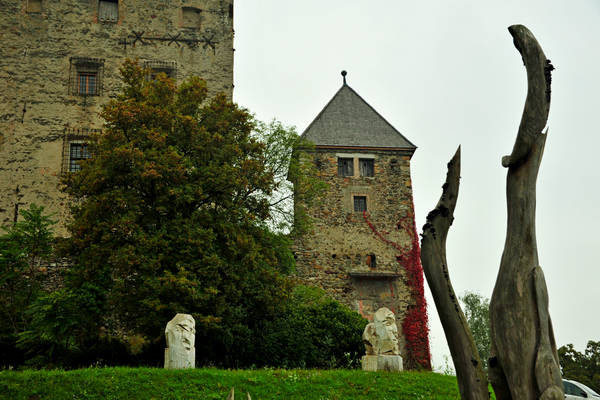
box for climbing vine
[363,209,431,370]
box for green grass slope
[0,367,468,400]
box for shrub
[255,285,368,368]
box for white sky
[232,0,600,371]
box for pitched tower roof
[301,76,416,152]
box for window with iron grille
[69,57,104,96]
[69,143,91,172]
[359,158,374,177]
[62,127,100,174]
[338,157,354,177]
[99,0,118,23]
[143,60,178,80]
[354,196,367,212]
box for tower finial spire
[341,70,347,85]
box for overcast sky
[232,0,600,371]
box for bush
[255,285,368,368]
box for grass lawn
[0,367,479,400]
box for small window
[182,7,201,28]
[27,0,42,13]
[69,143,91,172]
[99,0,118,22]
[69,57,104,96]
[354,196,367,212]
[338,158,354,177]
[144,60,177,80]
[359,159,374,177]
[366,254,376,268]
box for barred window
[354,196,367,212]
[338,158,354,177]
[62,127,100,174]
[143,60,177,80]
[69,143,91,172]
[99,0,118,23]
[359,158,374,177]
[69,57,104,96]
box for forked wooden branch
[489,25,563,400]
[421,147,489,400]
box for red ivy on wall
[363,209,432,370]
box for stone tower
[294,74,429,366]
[0,0,234,234]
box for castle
[0,1,428,367]
[293,73,429,367]
[0,0,234,234]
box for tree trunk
[488,25,563,400]
[421,147,490,400]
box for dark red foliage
[363,209,431,370]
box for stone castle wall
[0,0,234,234]
[294,148,418,356]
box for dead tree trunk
[421,147,489,400]
[488,25,563,400]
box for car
[563,379,600,399]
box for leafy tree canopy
[459,291,491,370]
[559,341,600,392]
[0,204,55,367]
[255,120,326,234]
[58,60,307,366]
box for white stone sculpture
[362,307,403,371]
[164,313,195,369]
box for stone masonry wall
[0,0,234,234]
[294,148,417,358]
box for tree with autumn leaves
[34,60,334,367]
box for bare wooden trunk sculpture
[488,25,563,400]
[421,147,490,400]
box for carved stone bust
[164,313,195,369]
[363,307,400,356]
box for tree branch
[421,147,490,400]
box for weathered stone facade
[0,0,234,234]
[294,81,421,359]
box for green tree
[559,341,600,392]
[255,120,326,234]
[459,291,491,370]
[0,204,55,367]
[257,285,368,369]
[58,60,296,367]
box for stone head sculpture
[166,313,195,351]
[363,307,400,356]
[165,313,195,369]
